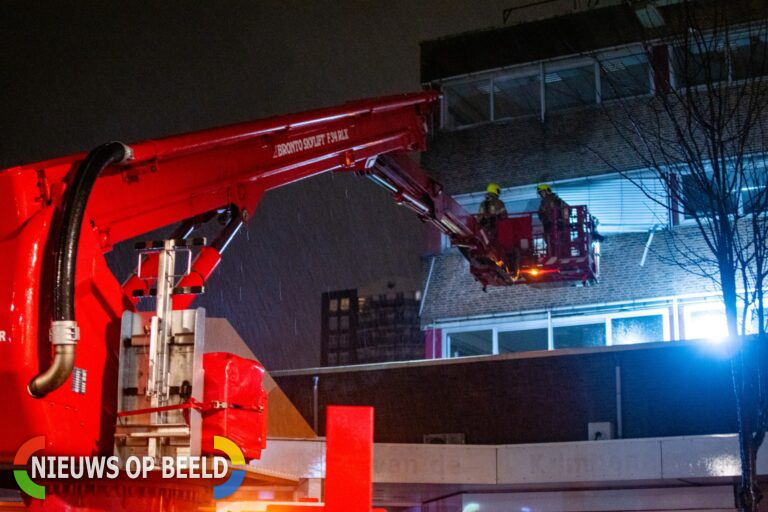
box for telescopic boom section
[72,90,514,287]
[371,154,513,287]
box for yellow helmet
[537,183,552,192]
[486,183,501,196]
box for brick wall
[420,227,716,324]
[423,100,654,196]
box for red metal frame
[490,205,599,285]
[0,90,508,511]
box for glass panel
[493,73,540,118]
[600,53,650,100]
[498,328,548,353]
[448,330,493,357]
[545,65,595,111]
[742,188,768,215]
[444,80,491,128]
[340,298,350,311]
[685,306,728,341]
[328,299,338,312]
[731,32,768,81]
[553,323,606,349]
[673,41,727,87]
[682,173,738,219]
[741,169,768,215]
[504,196,540,214]
[611,314,664,345]
[328,316,338,331]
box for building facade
[321,280,423,366]
[272,3,768,510]
[419,2,767,360]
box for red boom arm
[0,91,515,463]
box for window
[435,27,768,130]
[610,314,664,345]
[683,303,728,341]
[444,79,490,128]
[436,44,658,127]
[447,330,493,357]
[731,32,768,81]
[553,322,606,349]
[741,169,768,215]
[545,64,596,111]
[452,171,669,238]
[436,303,672,359]
[679,161,768,220]
[493,73,540,119]
[673,38,728,88]
[673,29,768,88]
[498,328,548,353]
[556,173,669,232]
[599,53,650,100]
[681,172,739,220]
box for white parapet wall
[246,434,765,510]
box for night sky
[0,1,569,370]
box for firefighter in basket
[478,182,507,239]
[537,183,570,258]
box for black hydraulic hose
[29,142,131,398]
[54,142,130,320]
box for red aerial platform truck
[0,90,598,510]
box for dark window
[445,80,490,128]
[493,74,540,118]
[681,173,738,219]
[741,170,768,215]
[600,54,650,100]
[673,41,727,88]
[448,330,493,357]
[545,65,595,111]
[553,323,606,349]
[498,329,548,353]
[731,33,768,81]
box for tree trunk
[723,264,761,512]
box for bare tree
[592,2,768,510]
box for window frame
[441,76,493,130]
[440,306,671,358]
[542,56,599,113]
[596,46,654,103]
[674,155,768,225]
[605,308,671,346]
[446,168,671,248]
[670,26,768,91]
[491,64,542,122]
[436,43,654,129]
